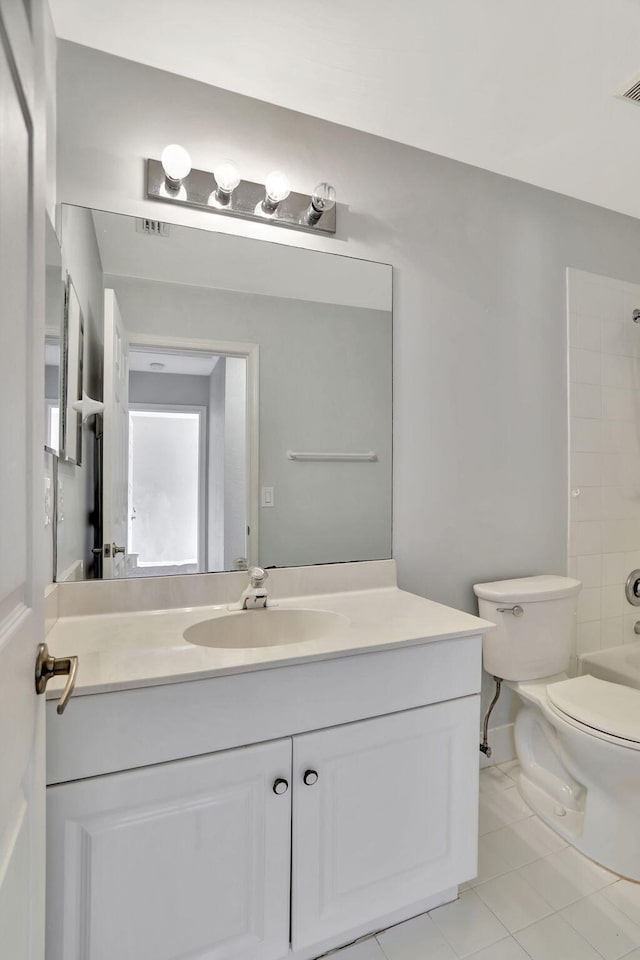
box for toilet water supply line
[479,676,503,758]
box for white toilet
[474,574,640,881]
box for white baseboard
[479,722,515,768]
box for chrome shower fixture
[147,147,337,235]
[633,308,640,323]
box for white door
[292,699,480,949]
[0,3,45,958]
[102,288,129,577]
[46,739,292,960]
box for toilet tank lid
[473,575,581,602]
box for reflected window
[128,408,203,572]
[46,402,60,452]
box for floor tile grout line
[373,867,629,960]
[599,883,640,931]
[464,851,620,947]
[559,896,640,960]
[432,886,510,958]
[511,915,611,960]
[466,881,554,945]
[472,869,559,920]
[478,766,636,960]
[365,765,635,960]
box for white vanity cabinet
[46,740,293,960]
[46,700,479,960]
[45,632,485,960]
[292,698,479,949]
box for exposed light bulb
[262,170,291,214]
[214,159,241,194]
[265,170,291,203]
[209,160,240,207]
[161,144,192,188]
[312,182,336,212]
[304,182,336,226]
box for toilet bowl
[474,575,640,881]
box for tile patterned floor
[329,762,640,960]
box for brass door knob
[35,643,78,715]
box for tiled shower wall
[568,268,640,656]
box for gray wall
[129,371,211,407]
[57,41,640,732]
[44,364,59,400]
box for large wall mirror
[53,205,392,581]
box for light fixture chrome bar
[146,159,337,235]
[287,451,377,462]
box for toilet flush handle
[496,605,524,617]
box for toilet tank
[473,575,581,681]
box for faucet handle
[248,566,268,587]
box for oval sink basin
[184,608,348,649]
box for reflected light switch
[261,486,274,507]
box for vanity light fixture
[147,146,337,235]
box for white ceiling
[129,348,219,377]
[51,0,640,219]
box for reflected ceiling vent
[135,218,170,237]
[619,75,640,103]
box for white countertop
[45,586,493,699]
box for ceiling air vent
[135,218,170,237]
[619,76,640,103]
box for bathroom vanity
[42,198,490,960]
[44,565,492,960]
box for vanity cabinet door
[46,739,292,960]
[291,697,480,949]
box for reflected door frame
[128,333,260,571]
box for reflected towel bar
[286,451,378,462]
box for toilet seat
[547,674,640,747]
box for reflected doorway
[128,407,204,576]
[96,339,258,579]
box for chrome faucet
[240,567,270,609]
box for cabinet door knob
[303,769,319,786]
[272,778,289,795]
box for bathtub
[580,641,640,690]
